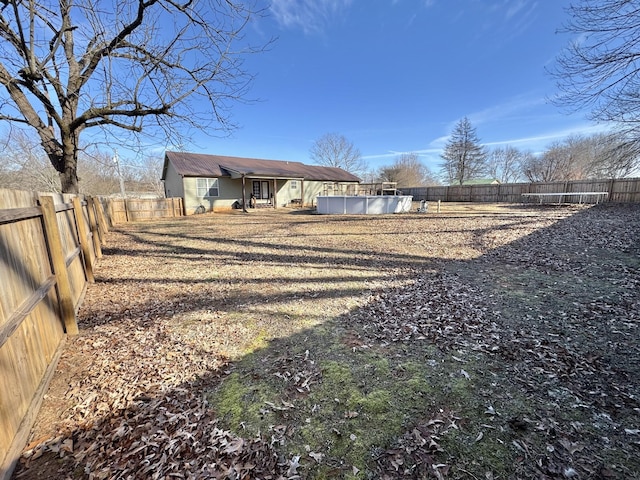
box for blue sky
[184,0,605,174]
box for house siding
[276,180,360,207]
[180,177,359,212]
[303,181,325,206]
[182,177,201,213]
[216,178,243,211]
[182,176,245,213]
[302,181,358,205]
[163,161,185,201]
[272,179,301,206]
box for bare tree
[487,146,526,183]
[520,147,568,183]
[0,128,60,191]
[136,155,165,196]
[309,133,366,177]
[358,168,379,184]
[77,148,122,196]
[0,127,133,194]
[378,153,438,188]
[0,0,268,193]
[516,151,538,182]
[439,117,487,185]
[584,132,640,179]
[552,0,640,142]
[520,133,640,182]
[520,136,590,182]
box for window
[196,178,219,197]
[290,180,298,190]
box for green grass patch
[206,321,534,478]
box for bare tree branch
[378,153,438,188]
[518,132,639,181]
[309,132,367,177]
[551,0,640,140]
[487,146,526,183]
[0,0,270,192]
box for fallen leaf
[287,455,301,476]
[308,451,324,462]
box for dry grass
[13,202,640,479]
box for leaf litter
[12,202,640,479]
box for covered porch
[237,174,305,211]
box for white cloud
[466,93,547,127]
[482,0,539,40]
[362,147,442,161]
[428,135,450,149]
[507,1,539,38]
[505,0,528,20]
[485,123,612,153]
[362,121,612,172]
[361,148,444,171]
[361,152,398,161]
[269,0,353,35]
[390,0,436,7]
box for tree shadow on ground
[12,204,640,479]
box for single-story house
[161,151,361,214]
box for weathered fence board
[0,189,106,480]
[404,177,640,204]
[611,177,640,203]
[106,197,184,224]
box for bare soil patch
[12,202,640,479]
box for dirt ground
[11,202,640,479]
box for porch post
[273,178,278,209]
[301,178,305,207]
[242,175,248,213]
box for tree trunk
[59,159,79,193]
[55,132,79,193]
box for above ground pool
[316,195,413,214]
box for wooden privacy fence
[105,197,183,225]
[0,189,108,480]
[403,177,640,204]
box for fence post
[38,195,79,335]
[124,198,130,223]
[608,179,615,202]
[96,198,111,234]
[72,197,95,283]
[107,199,116,226]
[86,197,103,258]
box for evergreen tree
[439,117,487,185]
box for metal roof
[163,151,361,182]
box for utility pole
[113,150,129,222]
[113,150,126,199]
